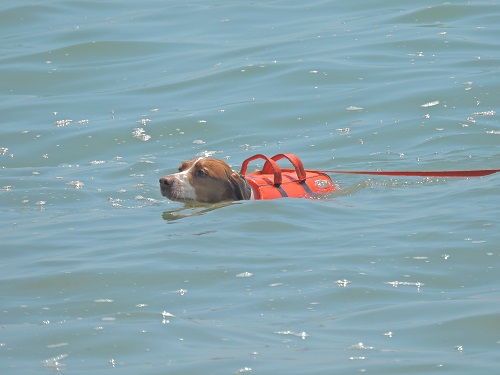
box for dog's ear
[228,171,252,200]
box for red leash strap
[263,153,307,181]
[240,153,309,183]
[322,169,500,178]
[240,154,283,185]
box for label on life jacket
[240,153,339,200]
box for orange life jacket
[240,153,339,200]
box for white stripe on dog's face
[168,157,202,201]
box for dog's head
[159,157,252,203]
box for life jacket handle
[240,154,283,185]
[263,153,307,182]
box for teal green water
[1,1,499,374]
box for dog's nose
[159,176,174,187]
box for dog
[159,157,253,203]
[159,154,339,203]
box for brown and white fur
[159,157,253,203]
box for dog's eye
[196,168,208,177]
[178,162,189,172]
